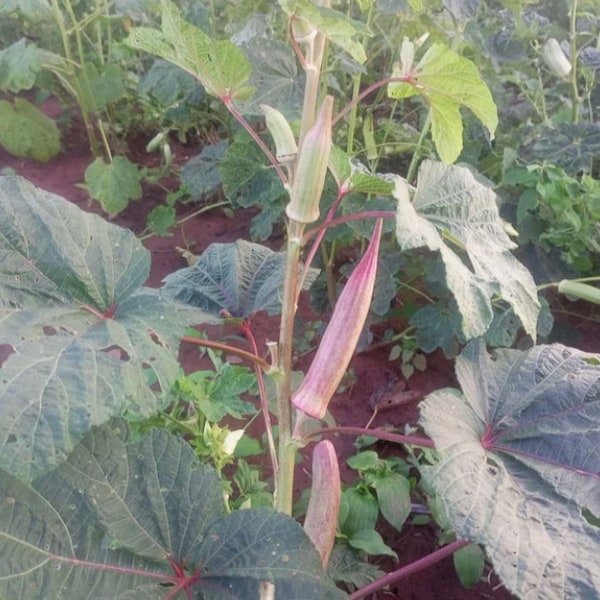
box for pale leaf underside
[420,341,600,599]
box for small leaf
[76,63,127,113]
[389,44,497,163]
[348,529,397,557]
[340,486,379,538]
[327,541,385,588]
[146,205,176,236]
[453,543,485,589]
[84,156,143,215]
[0,38,44,92]
[0,97,60,161]
[373,472,411,532]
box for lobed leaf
[0,98,60,161]
[420,340,600,599]
[0,38,43,93]
[389,43,497,163]
[0,177,216,481]
[162,240,317,318]
[395,160,539,354]
[125,0,253,100]
[278,0,371,64]
[0,420,345,599]
[84,156,143,216]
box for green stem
[569,0,580,123]
[333,76,406,127]
[406,110,432,183]
[275,220,305,514]
[242,324,279,490]
[344,0,375,155]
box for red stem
[333,76,410,126]
[181,335,269,371]
[241,320,279,479]
[302,210,396,244]
[222,95,288,186]
[350,538,470,599]
[304,425,434,448]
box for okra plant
[1,1,600,599]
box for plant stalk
[350,539,470,599]
[274,219,304,514]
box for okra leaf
[0,97,60,161]
[519,122,600,175]
[162,240,317,318]
[0,38,44,92]
[388,43,497,164]
[239,38,305,118]
[84,156,143,215]
[219,131,287,240]
[181,140,228,200]
[278,0,371,64]
[0,177,215,481]
[0,420,345,599]
[395,160,539,352]
[125,0,253,100]
[420,340,600,599]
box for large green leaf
[0,97,60,161]
[125,0,253,100]
[420,340,600,599]
[395,160,539,353]
[162,240,317,318]
[0,420,345,599]
[0,176,215,481]
[389,43,497,163]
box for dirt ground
[2,107,599,599]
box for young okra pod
[285,95,334,224]
[292,219,383,419]
[303,440,340,568]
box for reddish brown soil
[2,106,599,600]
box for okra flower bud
[293,219,383,418]
[261,104,298,166]
[542,38,571,78]
[286,96,334,224]
[303,440,340,568]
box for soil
[2,102,600,600]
